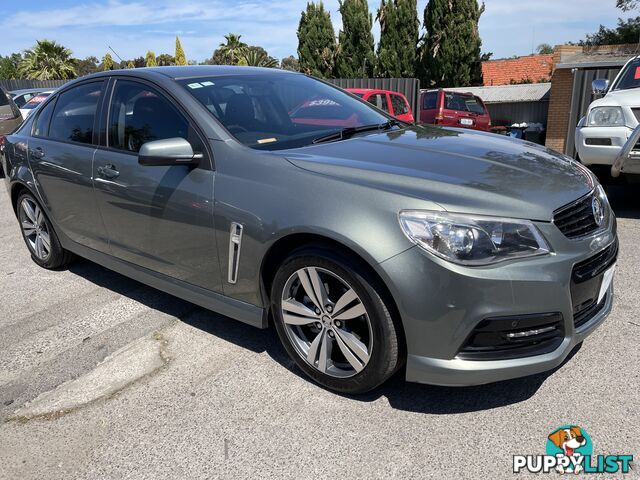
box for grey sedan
[2,66,618,393]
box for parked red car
[420,89,491,131]
[346,88,414,122]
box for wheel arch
[10,181,33,216]
[260,232,406,355]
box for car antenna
[108,46,124,63]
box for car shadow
[67,259,579,414]
[605,183,640,219]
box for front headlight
[398,211,550,266]
[587,106,625,126]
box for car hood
[284,126,594,221]
[590,88,640,109]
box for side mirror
[592,79,609,96]
[138,138,202,166]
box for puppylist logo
[513,425,634,474]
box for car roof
[422,88,476,97]
[76,65,301,82]
[346,88,404,95]
[9,88,48,95]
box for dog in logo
[548,426,587,474]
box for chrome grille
[553,192,599,239]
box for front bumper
[376,217,617,386]
[575,125,632,166]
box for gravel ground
[0,185,638,480]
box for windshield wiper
[312,119,401,144]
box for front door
[92,79,220,292]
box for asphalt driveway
[0,185,638,479]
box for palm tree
[18,40,76,80]
[218,34,248,64]
[239,48,278,68]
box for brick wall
[545,68,574,153]
[545,45,582,153]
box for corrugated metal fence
[565,67,622,157]
[328,78,421,120]
[487,101,549,127]
[0,79,68,91]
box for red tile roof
[482,55,553,86]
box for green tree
[145,51,157,67]
[281,55,300,71]
[217,33,248,65]
[239,47,279,67]
[617,0,638,10]
[536,43,554,55]
[102,53,114,71]
[297,2,337,78]
[0,53,22,79]
[126,60,135,69]
[156,53,174,66]
[75,56,99,76]
[376,0,419,77]
[417,0,484,87]
[582,16,640,45]
[18,40,76,80]
[336,0,375,77]
[175,36,188,65]
[131,57,146,68]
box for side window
[423,92,437,110]
[49,82,103,145]
[108,80,190,153]
[366,94,389,113]
[391,94,409,115]
[33,97,56,137]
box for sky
[0,0,637,63]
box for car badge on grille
[592,196,605,227]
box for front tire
[271,247,401,394]
[17,192,73,269]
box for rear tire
[17,192,73,269]
[271,246,401,394]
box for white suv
[575,56,640,178]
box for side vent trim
[227,222,243,284]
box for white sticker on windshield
[188,83,203,89]
[201,81,215,86]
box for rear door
[27,80,109,251]
[442,92,488,130]
[92,78,221,292]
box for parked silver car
[2,67,618,393]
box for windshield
[176,73,389,150]
[613,58,640,91]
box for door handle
[31,147,45,159]
[98,163,120,179]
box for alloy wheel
[19,197,51,261]
[280,267,373,378]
